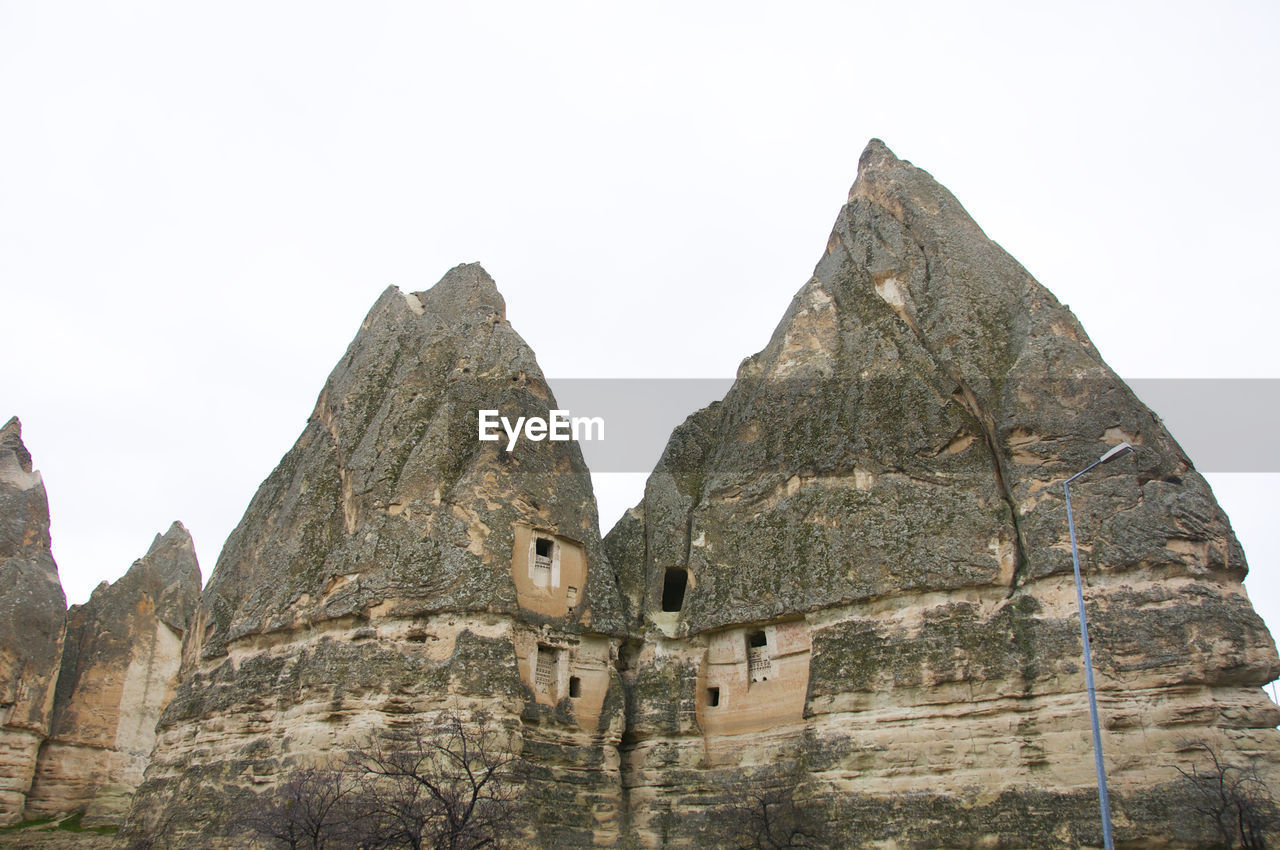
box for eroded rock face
[24,522,200,825]
[0,418,66,825]
[125,265,628,846]
[605,141,1280,847]
[118,145,1280,848]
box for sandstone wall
[0,419,66,825]
[23,522,200,825]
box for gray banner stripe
[1128,379,1280,474]
[528,378,1280,474]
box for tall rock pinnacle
[604,140,1279,846]
[25,522,201,825]
[0,417,67,825]
[196,263,623,656]
[127,265,629,846]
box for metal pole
[1064,476,1115,850]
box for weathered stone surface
[199,266,624,653]
[0,825,117,849]
[0,419,66,826]
[124,265,629,846]
[24,522,200,825]
[607,140,1280,846]
[116,143,1280,848]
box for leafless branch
[1174,741,1279,850]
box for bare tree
[121,802,181,850]
[226,711,523,849]
[347,711,523,850]
[707,774,830,849]
[1174,741,1280,850]
[236,767,360,850]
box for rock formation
[0,422,202,829]
[604,140,1280,846]
[120,143,1280,847]
[24,522,201,825]
[0,418,66,825]
[126,265,630,846]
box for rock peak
[1,416,38,486]
[849,138,919,204]
[146,521,194,559]
[412,262,506,323]
[435,260,495,288]
[1,417,32,475]
[857,137,900,174]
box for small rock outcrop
[0,418,66,825]
[604,140,1280,846]
[24,522,201,825]
[126,265,629,846]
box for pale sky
[2,3,1278,644]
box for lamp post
[1064,441,1132,850]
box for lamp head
[1099,442,1133,464]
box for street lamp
[1064,440,1133,850]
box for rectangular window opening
[747,630,771,683]
[569,676,581,698]
[707,686,720,707]
[661,567,688,612]
[535,645,555,694]
[533,537,553,577]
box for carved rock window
[534,537,554,573]
[535,645,557,694]
[661,567,688,612]
[747,630,771,683]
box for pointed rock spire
[127,265,627,844]
[25,523,201,825]
[0,417,65,824]
[605,140,1278,845]
[199,264,622,655]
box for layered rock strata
[0,418,66,825]
[24,522,200,825]
[125,265,630,846]
[603,140,1280,846]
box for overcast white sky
[2,2,1278,644]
